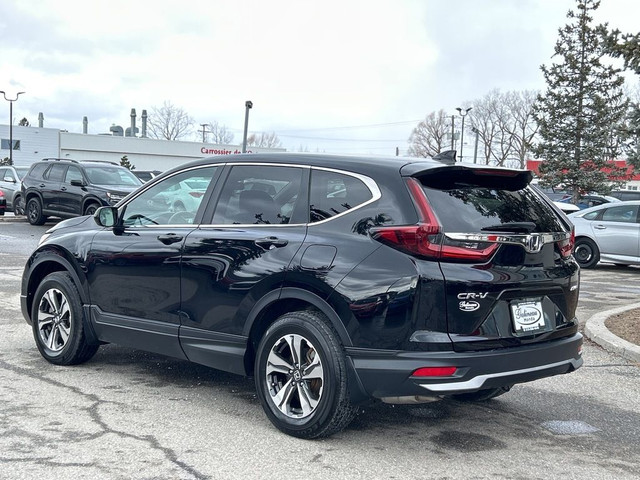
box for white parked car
[568,200,640,268]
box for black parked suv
[21,153,582,438]
[21,158,142,225]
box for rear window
[422,185,566,233]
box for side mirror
[5,175,15,183]
[70,179,85,187]
[95,206,118,227]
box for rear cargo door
[414,166,579,352]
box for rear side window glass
[601,205,639,223]
[28,163,48,179]
[422,185,566,233]
[309,170,372,222]
[212,165,304,225]
[582,211,600,220]
[46,164,66,182]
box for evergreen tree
[120,155,135,170]
[606,31,640,167]
[533,0,629,201]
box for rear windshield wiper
[480,222,536,234]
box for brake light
[412,366,457,377]
[369,178,498,262]
[557,227,575,259]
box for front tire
[32,272,99,365]
[574,238,600,269]
[27,197,47,225]
[84,203,99,216]
[255,310,357,439]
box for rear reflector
[412,366,457,377]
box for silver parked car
[568,200,640,268]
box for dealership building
[0,110,285,173]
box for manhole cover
[541,420,599,435]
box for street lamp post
[0,90,25,165]
[455,107,472,162]
[242,100,253,153]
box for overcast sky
[1,0,639,155]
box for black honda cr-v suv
[21,152,582,438]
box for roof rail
[42,157,79,163]
[432,150,457,165]
[80,160,119,166]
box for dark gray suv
[21,158,142,225]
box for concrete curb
[0,215,26,222]
[584,302,640,364]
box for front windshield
[84,166,142,186]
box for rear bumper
[346,333,583,399]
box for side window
[121,166,218,226]
[28,163,48,180]
[0,168,6,181]
[309,169,373,222]
[212,165,304,225]
[582,210,601,220]
[46,164,66,182]
[601,205,639,223]
[65,166,83,184]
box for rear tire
[573,238,599,269]
[32,272,99,365]
[254,310,357,439]
[27,197,46,225]
[451,386,511,402]
[13,194,24,215]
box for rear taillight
[557,226,575,259]
[369,178,498,262]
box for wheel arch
[242,287,353,376]
[24,249,89,323]
[81,197,104,213]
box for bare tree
[468,91,502,165]
[208,121,234,144]
[506,90,540,169]
[407,110,449,157]
[147,101,194,140]
[246,132,283,148]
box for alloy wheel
[265,333,324,419]
[37,288,72,352]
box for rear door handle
[594,225,606,230]
[157,233,184,245]
[255,236,288,250]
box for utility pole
[242,101,253,153]
[199,123,209,143]
[450,115,455,150]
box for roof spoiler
[432,150,457,165]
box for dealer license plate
[511,299,547,335]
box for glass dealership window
[1,139,20,150]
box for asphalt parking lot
[1,218,639,479]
